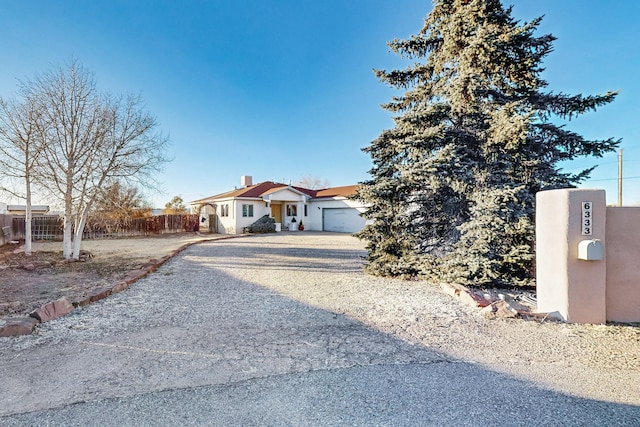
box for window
[286,204,297,217]
[304,205,308,217]
[220,204,229,217]
[242,204,254,217]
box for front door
[271,204,282,223]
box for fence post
[536,188,607,323]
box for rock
[481,300,519,319]
[441,283,464,298]
[0,317,39,337]
[80,250,93,258]
[72,296,92,307]
[461,290,491,308]
[89,287,112,302]
[111,281,130,294]
[123,269,149,284]
[34,261,53,269]
[29,297,74,323]
[21,263,36,271]
[246,215,276,233]
[440,283,490,308]
[140,259,160,272]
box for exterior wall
[234,199,270,232]
[605,207,640,322]
[212,199,272,234]
[216,199,236,234]
[536,189,607,323]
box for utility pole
[618,148,623,206]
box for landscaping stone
[89,288,113,302]
[0,317,39,337]
[29,297,74,323]
[111,281,130,294]
[481,300,519,319]
[440,283,490,308]
[123,269,149,284]
[73,296,92,307]
[246,215,276,233]
[140,261,159,273]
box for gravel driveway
[1,232,639,425]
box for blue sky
[1,1,638,206]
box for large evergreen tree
[357,0,619,286]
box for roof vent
[241,175,253,187]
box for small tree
[90,181,151,232]
[164,195,187,214]
[357,0,619,286]
[22,59,169,259]
[0,95,43,255]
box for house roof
[313,185,359,199]
[191,181,359,204]
[191,181,285,203]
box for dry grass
[0,233,219,317]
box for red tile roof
[192,181,285,202]
[313,185,359,199]
[191,181,359,203]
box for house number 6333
[582,201,593,236]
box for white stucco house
[190,176,369,234]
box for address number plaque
[581,201,593,236]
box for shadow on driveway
[1,233,639,426]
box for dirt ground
[0,233,217,318]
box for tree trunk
[24,177,32,255]
[72,207,90,259]
[63,205,74,259]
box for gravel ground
[0,233,218,317]
[1,232,639,423]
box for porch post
[297,200,302,230]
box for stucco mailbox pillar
[536,189,607,323]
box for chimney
[241,175,253,187]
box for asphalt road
[1,233,638,426]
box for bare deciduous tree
[295,174,330,190]
[22,59,169,259]
[0,95,43,255]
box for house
[190,176,369,234]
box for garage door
[322,208,366,233]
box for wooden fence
[0,214,12,245]
[4,214,200,242]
